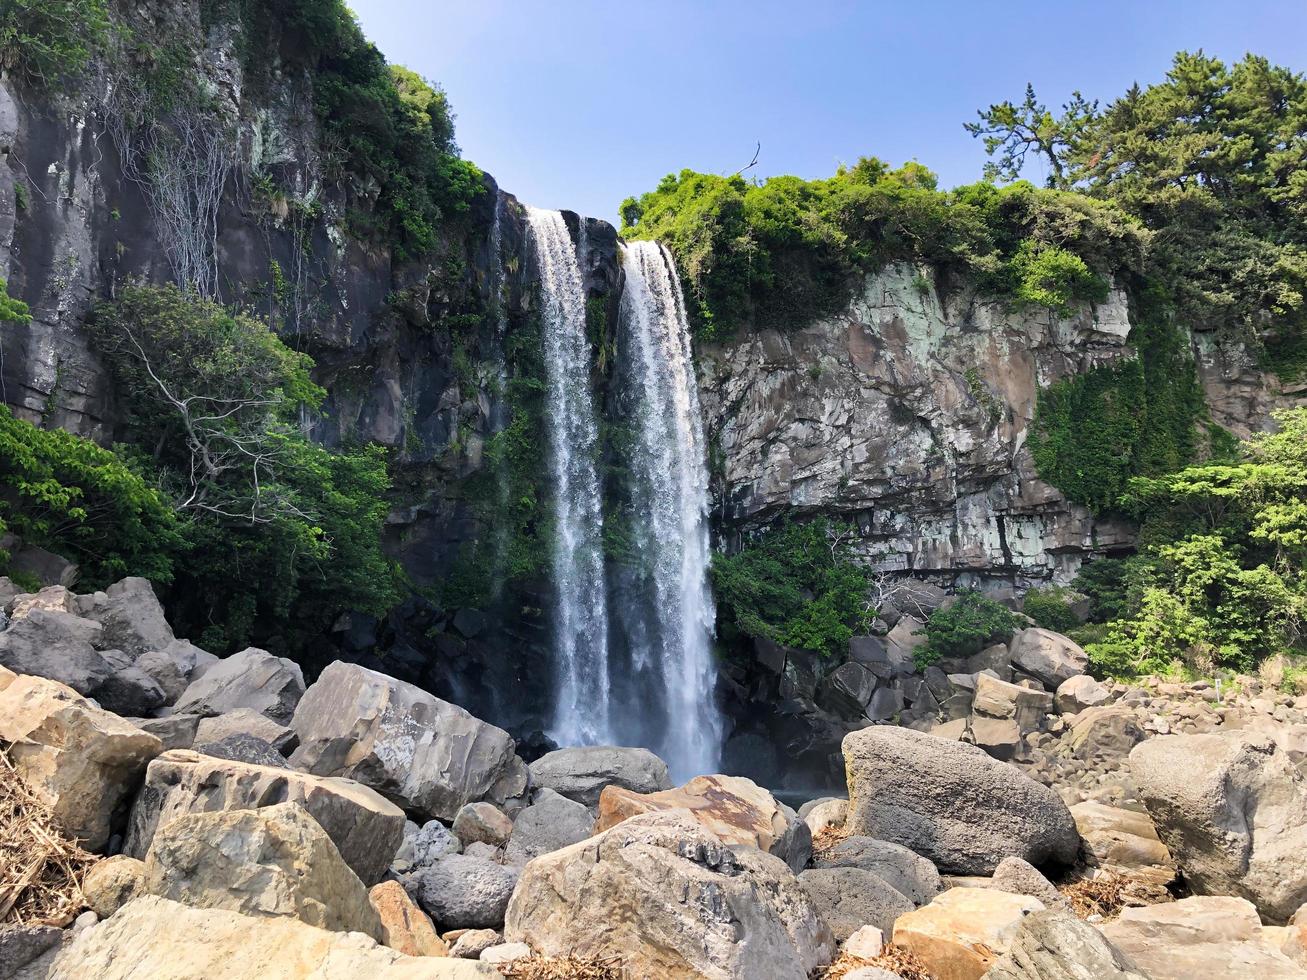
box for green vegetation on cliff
[915,591,1023,669]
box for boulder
[143,802,383,939]
[448,930,501,960]
[0,609,110,696]
[0,663,15,690]
[81,855,145,919]
[884,615,926,673]
[1129,732,1307,922]
[72,578,174,658]
[370,880,448,957]
[842,726,1078,874]
[798,867,914,940]
[1007,629,1087,689]
[1066,705,1145,764]
[480,943,530,966]
[817,661,879,716]
[45,895,497,978]
[972,674,1052,730]
[127,713,199,750]
[193,732,290,769]
[173,647,305,723]
[393,819,462,874]
[124,749,404,885]
[984,907,1147,980]
[0,675,161,850]
[452,802,514,849]
[596,773,791,853]
[1069,801,1175,886]
[133,640,217,704]
[844,925,884,959]
[991,856,1068,910]
[290,662,527,822]
[892,887,1045,980]
[773,800,814,873]
[1055,675,1111,714]
[91,649,167,716]
[193,708,296,754]
[503,789,594,864]
[1102,896,1306,979]
[803,797,848,835]
[527,745,672,808]
[504,811,834,979]
[965,642,1014,681]
[970,716,1023,761]
[813,836,941,906]
[405,854,520,930]
[8,586,76,620]
[0,924,63,978]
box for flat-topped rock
[173,647,305,723]
[527,745,672,808]
[596,773,791,852]
[892,887,1045,980]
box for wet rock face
[698,265,1143,585]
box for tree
[965,84,1098,189]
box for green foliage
[0,0,110,86]
[90,284,401,654]
[1030,311,1205,513]
[620,163,1141,339]
[0,279,30,324]
[1072,558,1132,622]
[1022,585,1080,633]
[0,406,180,587]
[711,518,874,659]
[915,591,1023,669]
[965,83,1098,188]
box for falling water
[618,240,722,779]
[525,207,612,747]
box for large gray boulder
[1129,731,1307,923]
[193,708,296,754]
[92,649,167,717]
[505,810,834,978]
[813,835,940,906]
[405,853,520,930]
[797,867,914,940]
[290,662,528,822]
[985,907,1147,980]
[124,749,404,885]
[527,745,672,808]
[392,819,461,874]
[133,640,217,704]
[0,609,110,695]
[72,578,174,658]
[503,788,594,864]
[842,726,1078,874]
[193,733,289,769]
[1008,629,1088,689]
[172,647,304,723]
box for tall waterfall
[525,207,612,747]
[618,241,722,779]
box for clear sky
[351,0,1307,224]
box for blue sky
[351,1,1307,224]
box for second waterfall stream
[525,208,721,781]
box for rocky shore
[4,576,1307,979]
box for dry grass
[0,749,98,927]
[499,953,625,980]
[810,825,848,863]
[1059,869,1168,920]
[821,944,933,980]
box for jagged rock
[81,856,145,919]
[289,662,528,822]
[774,800,814,873]
[596,773,792,854]
[452,802,514,849]
[970,716,1023,761]
[813,836,941,906]
[892,887,1045,980]
[1129,732,1307,922]
[133,640,217,704]
[369,880,448,957]
[173,647,305,724]
[1055,675,1111,714]
[1008,629,1088,689]
[966,642,1015,682]
[92,649,167,716]
[128,713,199,750]
[45,896,497,978]
[194,732,290,769]
[504,811,834,979]
[884,616,926,673]
[503,788,594,864]
[143,802,382,938]
[798,867,913,940]
[984,907,1147,980]
[1069,801,1175,885]
[405,854,520,930]
[0,675,161,850]
[803,797,848,835]
[393,819,462,874]
[991,856,1069,910]
[71,578,173,658]
[8,586,76,620]
[193,708,296,754]
[842,726,1078,874]
[817,661,879,716]
[448,930,501,959]
[973,674,1052,730]
[1066,705,1146,763]
[0,609,109,696]
[0,924,63,979]
[125,749,404,885]
[1101,896,1306,979]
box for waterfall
[525,207,612,747]
[618,240,722,779]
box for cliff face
[699,263,1297,589]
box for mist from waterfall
[525,207,612,747]
[617,240,722,779]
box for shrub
[915,591,1022,669]
[1072,558,1131,622]
[1021,585,1080,633]
[711,518,874,659]
[0,0,110,86]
